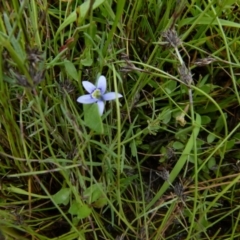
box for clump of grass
[1,0,240,239]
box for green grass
[1,0,240,239]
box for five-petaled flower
[77,75,123,115]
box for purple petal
[77,94,97,104]
[82,81,96,93]
[97,100,105,115]
[103,92,123,101]
[96,75,107,94]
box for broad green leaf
[207,133,215,143]
[164,80,177,94]
[93,197,107,208]
[68,201,92,219]
[199,85,211,94]
[173,141,184,150]
[81,58,93,66]
[83,183,103,203]
[52,188,70,205]
[81,48,93,66]
[84,104,103,134]
[77,204,92,220]
[201,116,211,125]
[234,133,240,140]
[162,111,172,124]
[68,200,79,215]
[226,139,235,150]
[207,157,216,171]
[214,113,227,132]
[68,200,81,215]
[64,60,79,81]
[188,155,194,164]
[197,139,204,147]
[159,107,172,124]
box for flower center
[91,89,102,99]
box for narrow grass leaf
[3,13,25,58]
[146,114,201,211]
[180,17,240,28]
[6,185,48,199]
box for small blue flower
[77,75,123,115]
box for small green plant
[1,0,240,239]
